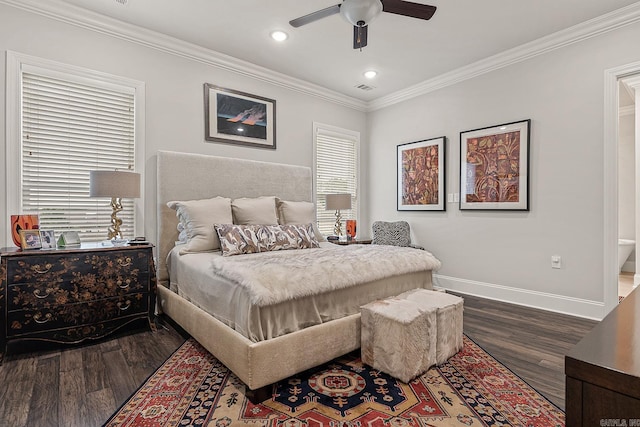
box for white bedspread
[211,244,441,307]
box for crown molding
[0,0,368,112]
[368,2,640,112]
[4,0,640,114]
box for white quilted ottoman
[360,289,464,382]
[361,297,437,383]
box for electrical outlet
[551,255,562,269]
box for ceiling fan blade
[289,4,341,27]
[381,0,436,20]
[353,25,368,49]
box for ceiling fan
[289,0,437,50]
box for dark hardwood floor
[456,293,598,408]
[0,321,186,427]
[0,294,597,426]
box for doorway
[618,78,636,299]
[605,62,640,314]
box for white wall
[366,21,640,318]
[0,5,367,248]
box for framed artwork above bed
[460,119,530,211]
[397,136,446,211]
[204,83,276,149]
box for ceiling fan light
[340,0,383,26]
[270,30,288,42]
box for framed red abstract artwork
[397,136,446,211]
[460,119,530,211]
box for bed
[155,150,440,395]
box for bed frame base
[157,284,362,391]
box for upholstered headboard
[156,150,313,283]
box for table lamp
[326,193,352,237]
[90,170,140,240]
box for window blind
[314,126,359,236]
[21,71,136,242]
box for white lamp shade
[326,193,352,210]
[90,170,140,198]
[340,0,383,26]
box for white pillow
[231,196,278,225]
[278,199,314,224]
[277,199,324,241]
[167,196,232,254]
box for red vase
[11,214,40,247]
[346,220,357,239]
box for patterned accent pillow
[214,223,320,256]
[372,221,411,247]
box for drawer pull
[116,279,131,289]
[33,312,53,324]
[33,289,52,299]
[117,257,132,267]
[117,300,131,311]
[33,263,53,274]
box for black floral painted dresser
[0,243,156,361]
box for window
[313,123,359,236]
[6,52,145,243]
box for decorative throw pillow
[372,221,411,247]
[231,196,279,225]
[214,223,320,256]
[277,199,324,241]
[167,196,233,254]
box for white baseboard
[622,260,636,273]
[433,274,604,320]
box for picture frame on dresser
[39,230,55,249]
[460,119,530,211]
[397,136,446,211]
[204,83,276,149]
[19,229,42,250]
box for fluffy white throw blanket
[210,244,441,306]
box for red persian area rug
[104,336,564,427]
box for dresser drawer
[7,250,149,285]
[8,273,150,310]
[7,293,149,337]
[6,250,150,311]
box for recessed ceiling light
[364,70,377,79]
[270,31,288,42]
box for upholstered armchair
[371,221,424,250]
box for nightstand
[329,238,372,245]
[0,243,156,362]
